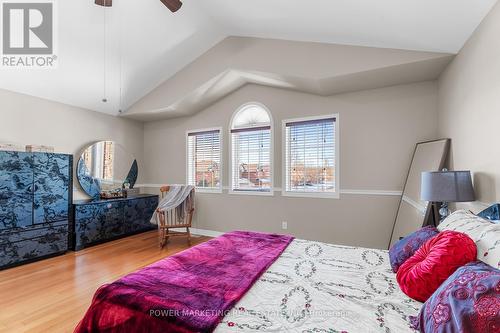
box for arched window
[230,103,273,194]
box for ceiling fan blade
[160,0,183,12]
[95,0,112,7]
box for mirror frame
[388,138,450,249]
[76,141,138,199]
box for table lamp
[421,170,475,222]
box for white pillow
[438,210,500,269]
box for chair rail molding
[137,184,403,197]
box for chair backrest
[160,186,171,199]
[157,185,195,228]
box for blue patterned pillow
[389,226,439,273]
[411,261,500,333]
[478,204,500,223]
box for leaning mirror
[388,139,450,248]
[77,141,138,199]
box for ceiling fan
[95,0,183,12]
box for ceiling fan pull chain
[118,0,123,113]
[102,3,107,103]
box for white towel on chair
[150,185,195,225]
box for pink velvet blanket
[74,231,294,333]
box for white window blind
[285,117,337,195]
[231,126,272,192]
[187,129,221,191]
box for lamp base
[438,202,449,222]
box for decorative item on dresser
[0,143,24,152]
[72,194,159,250]
[25,145,55,153]
[0,151,72,269]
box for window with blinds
[230,103,273,193]
[231,126,272,192]
[284,115,338,197]
[187,129,222,192]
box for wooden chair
[157,186,195,248]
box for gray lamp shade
[421,171,475,202]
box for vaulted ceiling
[124,37,455,121]
[0,0,496,119]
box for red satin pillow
[396,230,477,302]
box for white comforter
[215,239,422,333]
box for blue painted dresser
[0,151,72,269]
[73,194,158,250]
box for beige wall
[0,89,144,200]
[143,82,439,249]
[438,2,500,212]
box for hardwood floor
[0,231,211,333]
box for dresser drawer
[74,202,125,248]
[0,229,68,268]
[124,197,158,233]
[75,201,123,219]
[0,220,68,244]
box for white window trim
[281,113,340,199]
[229,102,274,196]
[186,127,223,194]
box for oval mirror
[77,141,138,199]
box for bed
[75,232,421,333]
[214,239,421,332]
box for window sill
[282,191,339,199]
[195,188,223,194]
[228,190,274,197]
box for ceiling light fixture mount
[95,0,112,7]
[160,0,183,12]
[95,0,182,13]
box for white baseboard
[190,228,224,238]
